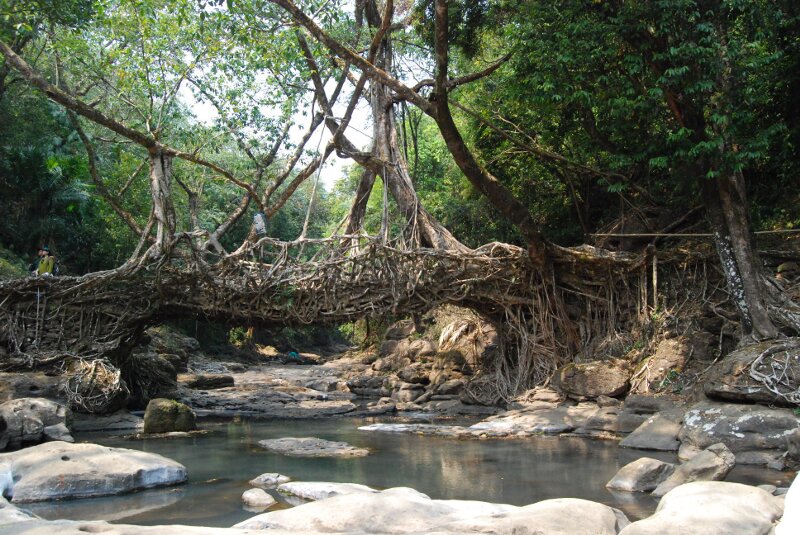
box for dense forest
[1,0,799,341]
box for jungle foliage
[0,0,797,274]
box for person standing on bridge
[29,245,56,276]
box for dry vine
[749,340,800,405]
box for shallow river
[25,415,794,527]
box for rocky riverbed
[2,321,800,533]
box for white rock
[277,481,376,501]
[652,442,735,497]
[235,486,626,534]
[776,473,799,535]
[606,457,675,492]
[620,481,784,535]
[43,423,74,443]
[241,488,276,508]
[258,437,369,457]
[248,472,291,489]
[0,441,187,502]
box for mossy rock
[143,398,196,434]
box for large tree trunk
[148,150,177,254]
[703,174,778,341]
[365,9,468,252]
[431,0,544,263]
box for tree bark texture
[148,150,176,253]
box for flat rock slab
[0,441,187,502]
[181,374,235,390]
[620,414,682,451]
[679,402,799,461]
[258,437,369,457]
[249,472,291,488]
[606,457,675,492]
[236,486,628,534]
[277,481,377,502]
[620,481,783,535]
[70,411,144,433]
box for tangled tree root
[749,340,800,405]
[64,358,129,414]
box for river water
[24,415,794,528]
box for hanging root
[749,340,800,405]
[63,357,129,414]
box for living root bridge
[0,238,566,356]
[0,236,652,402]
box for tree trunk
[367,12,468,252]
[148,150,177,254]
[345,167,377,235]
[703,175,778,341]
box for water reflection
[43,417,794,528]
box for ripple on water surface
[24,416,795,527]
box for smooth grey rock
[551,360,630,400]
[620,414,681,451]
[704,341,799,404]
[258,437,369,457]
[620,481,784,535]
[0,398,70,450]
[0,441,186,502]
[679,402,799,463]
[236,486,626,534]
[277,481,376,502]
[249,473,291,489]
[606,457,675,492]
[776,473,799,535]
[241,488,276,508]
[42,423,73,443]
[652,443,735,497]
[70,410,144,432]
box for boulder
[435,379,465,396]
[0,441,186,502]
[241,488,276,509]
[620,481,784,535]
[617,395,679,434]
[704,341,799,405]
[652,443,735,497]
[236,486,627,534]
[397,365,430,385]
[574,406,621,436]
[258,437,369,457]
[437,318,498,368]
[249,473,291,489]
[551,360,630,400]
[631,339,690,394]
[776,473,799,535]
[385,320,416,340]
[143,399,196,434]
[0,397,72,450]
[277,481,377,502]
[390,382,425,403]
[606,457,675,492]
[679,402,799,464]
[182,374,235,390]
[619,413,682,451]
[409,339,436,358]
